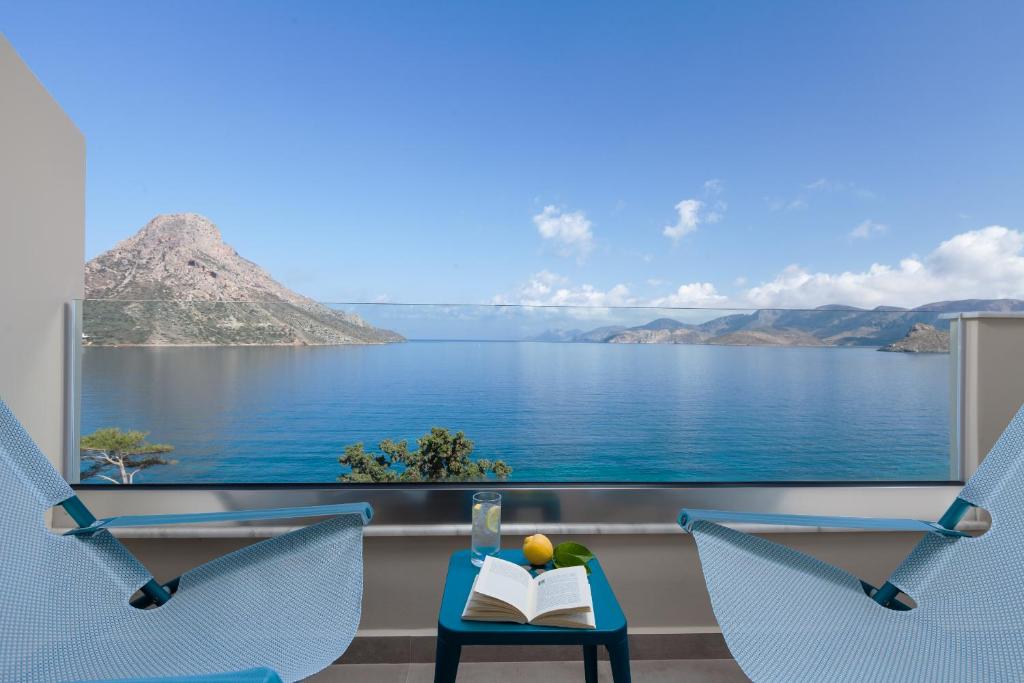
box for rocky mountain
[527,328,586,342]
[608,326,706,344]
[707,329,827,347]
[528,299,1024,349]
[575,325,627,342]
[878,323,950,353]
[84,213,404,346]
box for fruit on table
[523,533,554,565]
[473,503,501,533]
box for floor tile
[401,659,750,682]
[307,663,410,682]
[406,660,602,682]
[630,659,749,682]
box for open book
[462,555,596,629]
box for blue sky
[3,1,1024,309]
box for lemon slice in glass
[485,505,501,533]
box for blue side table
[435,549,631,682]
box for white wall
[0,34,85,468]
[960,315,1024,476]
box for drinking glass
[471,491,501,567]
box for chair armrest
[64,502,373,537]
[677,508,968,538]
[65,667,283,682]
[65,667,282,682]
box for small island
[878,323,950,353]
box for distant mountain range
[527,299,1024,349]
[84,213,404,346]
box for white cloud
[663,180,728,243]
[496,273,725,311]
[533,205,594,259]
[663,199,704,242]
[849,219,887,240]
[649,283,728,308]
[502,225,1024,315]
[703,178,724,195]
[493,271,635,308]
[743,225,1024,309]
[705,201,727,224]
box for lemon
[523,533,554,565]
[474,503,501,533]
[486,505,501,533]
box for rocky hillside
[707,329,826,347]
[84,213,404,346]
[605,319,695,344]
[878,323,950,353]
[529,299,1024,348]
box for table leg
[607,636,631,683]
[434,637,462,683]
[583,644,598,683]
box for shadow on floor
[309,659,750,682]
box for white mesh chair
[679,403,1024,682]
[0,397,372,682]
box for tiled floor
[309,659,749,682]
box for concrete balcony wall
[122,529,922,634]
[0,34,84,470]
[957,314,1024,477]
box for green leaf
[553,541,594,574]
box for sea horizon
[79,340,954,485]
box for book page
[531,607,596,629]
[530,565,591,619]
[462,575,530,623]
[471,556,533,615]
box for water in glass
[471,491,501,567]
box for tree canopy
[339,428,511,483]
[80,427,174,484]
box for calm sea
[80,341,953,484]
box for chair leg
[583,644,598,683]
[434,637,462,683]
[607,636,631,683]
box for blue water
[80,341,953,483]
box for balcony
[4,9,1024,682]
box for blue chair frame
[60,496,373,608]
[679,498,972,609]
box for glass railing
[73,299,960,485]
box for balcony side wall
[961,316,1024,477]
[0,34,85,471]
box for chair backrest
[888,402,1024,626]
[0,397,157,677]
[0,398,75,507]
[1,397,368,682]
